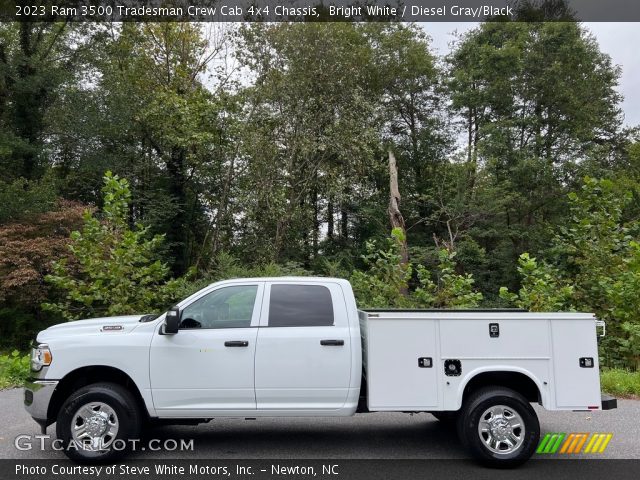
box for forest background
[1,4,639,392]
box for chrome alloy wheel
[477,405,525,454]
[70,402,119,451]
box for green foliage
[556,177,638,367]
[499,253,574,311]
[0,350,30,389]
[415,249,483,308]
[611,242,640,368]
[0,176,57,223]
[0,22,92,181]
[43,172,180,320]
[0,308,52,351]
[599,369,640,398]
[502,178,640,368]
[447,20,622,295]
[350,228,413,308]
[351,229,482,309]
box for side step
[601,394,617,410]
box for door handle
[320,339,344,346]
[224,341,249,347]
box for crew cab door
[254,282,352,411]
[150,283,264,415]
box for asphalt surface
[0,388,638,460]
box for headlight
[31,344,52,371]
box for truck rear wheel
[56,382,141,463]
[457,386,539,467]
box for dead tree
[388,148,409,267]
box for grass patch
[0,350,30,389]
[600,368,640,398]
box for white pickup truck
[25,277,616,466]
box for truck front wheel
[457,386,539,467]
[56,382,141,463]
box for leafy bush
[0,307,57,351]
[501,178,640,369]
[0,350,30,389]
[351,228,482,309]
[0,201,85,345]
[350,229,413,308]
[415,249,483,308]
[499,253,574,311]
[43,172,181,319]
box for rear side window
[268,284,334,327]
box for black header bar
[3,0,640,22]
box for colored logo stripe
[537,433,613,454]
[537,433,565,453]
[584,433,613,453]
[560,433,588,454]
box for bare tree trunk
[327,198,334,240]
[388,148,408,267]
[312,171,319,258]
[211,155,235,258]
[340,186,349,239]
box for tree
[502,177,640,368]
[0,200,85,347]
[350,228,413,308]
[387,149,408,266]
[235,22,381,263]
[499,253,574,311]
[447,19,623,291]
[43,172,179,320]
[414,249,483,308]
[350,228,482,308]
[0,176,57,223]
[609,242,640,369]
[0,22,94,181]
[49,23,235,276]
[553,178,638,366]
[368,23,452,241]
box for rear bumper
[24,379,58,428]
[601,394,617,410]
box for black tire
[456,386,539,468]
[430,411,459,424]
[56,382,142,463]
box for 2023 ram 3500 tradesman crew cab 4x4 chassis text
[24,277,617,466]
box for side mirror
[162,306,180,335]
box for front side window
[268,284,334,327]
[180,285,258,329]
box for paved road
[0,388,638,460]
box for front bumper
[24,379,58,430]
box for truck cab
[149,278,361,416]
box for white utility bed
[359,310,602,412]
